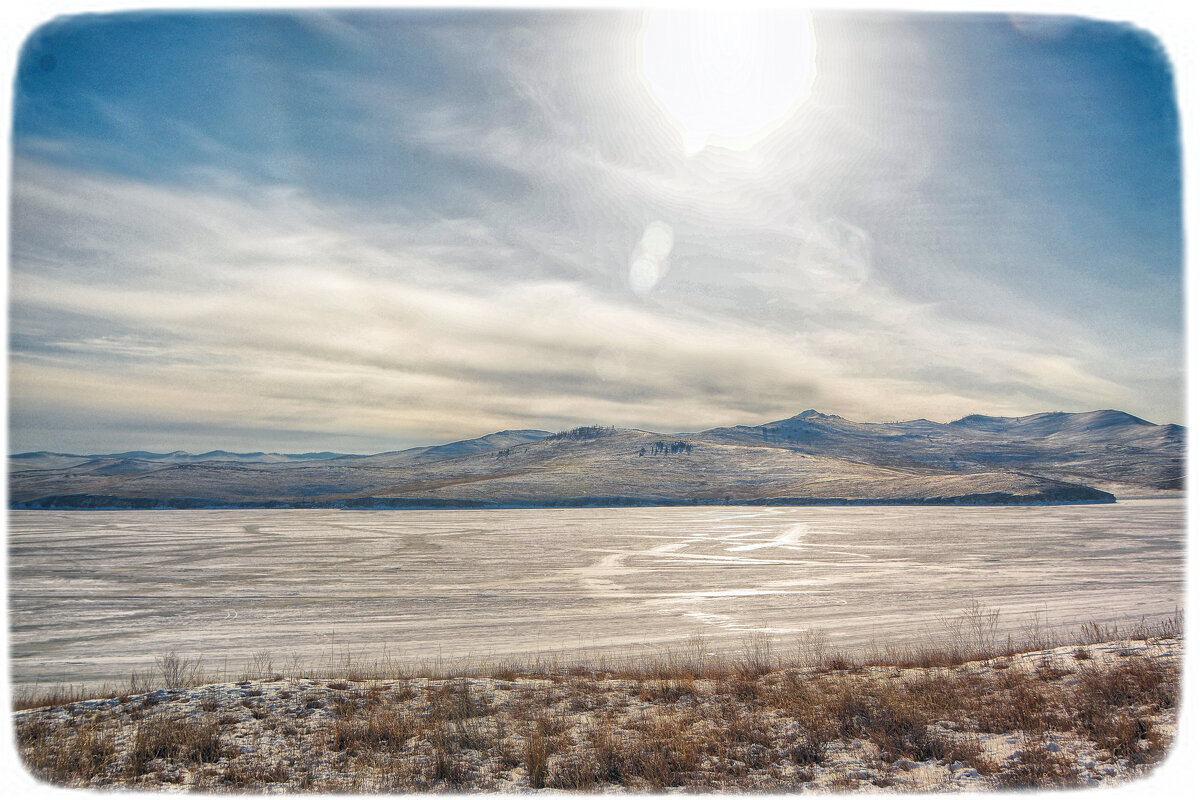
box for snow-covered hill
[8,410,1181,508]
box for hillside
[8,410,1182,509]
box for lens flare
[628,220,675,296]
[638,9,816,154]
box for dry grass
[994,745,1080,789]
[18,717,119,784]
[18,608,1181,713]
[13,609,1183,792]
[126,715,226,777]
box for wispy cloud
[8,10,1182,452]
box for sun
[637,9,816,154]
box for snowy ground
[8,499,1184,694]
[12,636,1181,792]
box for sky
[6,6,1185,454]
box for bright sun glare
[638,9,816,154]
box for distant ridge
[7,449,359,472]
[950,409,1153,434]
[9,410,1182,509]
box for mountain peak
[951,414,1002,425]
[1076,409,1151,426]
[794,409,840,421]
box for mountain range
[8,409,1183,509]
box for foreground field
[14,631,1180,792]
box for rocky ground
[14,636,1180,793]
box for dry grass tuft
[332,706,414,753]
[523,730,552,789]
[127,715,225,777]
[995,744,1080,789]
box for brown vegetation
[13,611,1182,792]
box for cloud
[11,134,1179,456]
[8,12,1183,452]
[10,161,828,448]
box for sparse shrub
[737,631,775,678]
[1019,611,1056,652]
[240,650,276,682]
[155,651,203,688]
[940,600,1002,661]
[795,629,830,668]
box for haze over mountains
[8,410,1183,509]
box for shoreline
[10,490,1125,511]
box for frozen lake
[7,499,1185,691]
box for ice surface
[7,499,1184,692]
